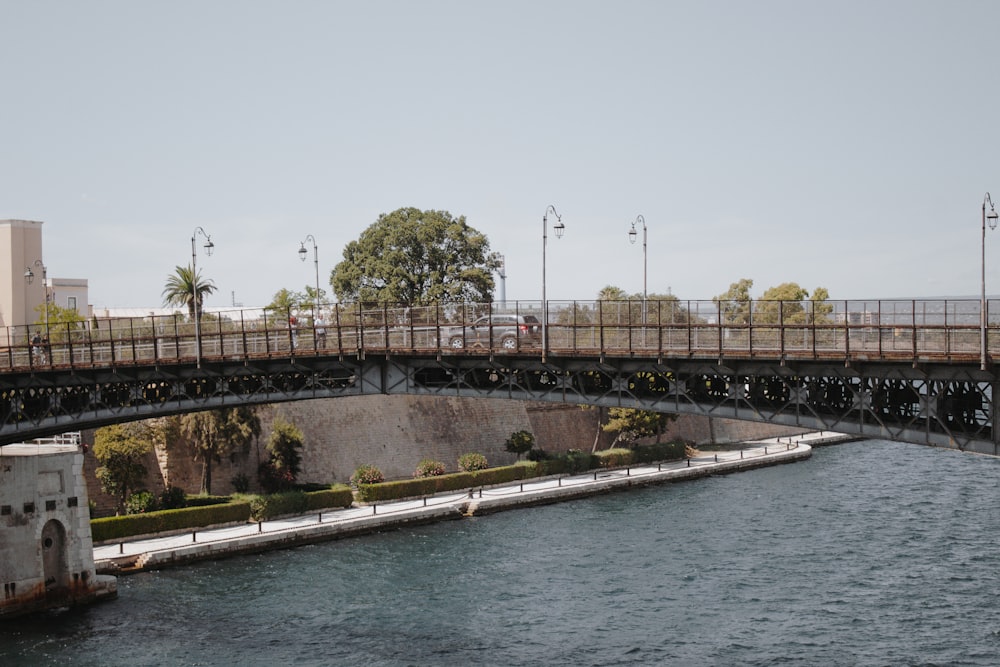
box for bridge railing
[2,298,994,372]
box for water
[4,439,1000,666]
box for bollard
[519,483,524,492]
[686,458,690,467]
[479,488,483,498]
[627,467,630,477]
[558,477,562,487]
[192,531,196,543]
[765,447,768,455]
[258,521,263,533]
[373,505,377,515]
[119,542,124,554]
[593,471,598,481]
[714,454,718,463]
[658,462,662,471]
[318,513,323,523]
[740,450,743,459]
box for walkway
[93,432,851,574]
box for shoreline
[94,432,856,574]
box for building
[0,219,90,346]
[0,442,117,618]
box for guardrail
[4,298,996,373]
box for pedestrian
[315,313,327,348]
[289,315,298,350]
[31,331,43,363]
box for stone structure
[81,396,807,517]
[0,443,116,618]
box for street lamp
[542,205,565,355]
[23,259,48,333]
[192,227,214,369]
[627,214,648,302]
[982,194,998,369]
[298,234,320,307]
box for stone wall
[81,396,807,516]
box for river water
[3,439,1000,666]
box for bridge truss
[0,352,995,456]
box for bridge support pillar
[0,444,116,619]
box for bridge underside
[0,354,995,455]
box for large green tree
[331,207,501,304]
[180,407,260,494]
[162,265,217,320]
[602,407,675,445]
[93,422,153,515]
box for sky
[3,0,1000,310]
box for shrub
[91,502,252,542]
[249,491,308,521]
[184,495,232,507]
[231,473,251,493]
[304,485,355,511]
[458,452,488,472]
[159,485,187,510]
[258,460,295,494]
[124,490,157,515]
[595,448,633,469]
[526,448,550,462]
[414,459,446,478]
[351,464,384,486]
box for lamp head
[23,267,33,284]
[989,207,999,231]
[298,243,308,262]
[203,238,215,256]
[628,225,638,244]
[553,219,565,239]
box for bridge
[2,298,998,455]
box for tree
[504,430,535,460]
[602,408,674,445]
[755,282,833,324]
[93,423,153,515]
[181,407,260,494]
[162,265,217,320]
[266,417,304,481]
[33,302,86,340]
[713,278,754,325]
[331,207,502,304]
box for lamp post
[23,260,48,334]
[298,234,320,307]
[628,214,648,301]
[982,194,998,370]
[542,205,565,356]
[191,227,214,369]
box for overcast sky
[3,1,999,309]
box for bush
[124,490,157,515]
[231,473,251,493]
[414,459,446,478]
[351,464,384,486]
[526,448,550,462]
[184,495,232,507]
[249,491,308,521]
[458,452,488,472]
[258,460,295,494]
[304,485,354,511]
[91,502,252,542]
[595,448,633,469]
[159,485,187,510]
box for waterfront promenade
[94,432,851,574]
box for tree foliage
[93,423,153,515]
[180,407,260,494]
[266,417,304,480]
[331,207,501,305]
[602,408,675,445]
[34,302,86,339]
[713,278,754,325]
[504,429,535,460]
[162,265,217,320]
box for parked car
[445,314,541,350]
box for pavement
[93,431,852,574]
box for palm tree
[162,265,217,320]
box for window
[67,296,77,310]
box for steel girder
[0,353,995,456]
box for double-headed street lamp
[542,205,565,355]
[298,234,320,307]
[982,194,998,370]
[192,227,214,369]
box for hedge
[91,502,252,542]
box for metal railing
[4,298,996,373]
